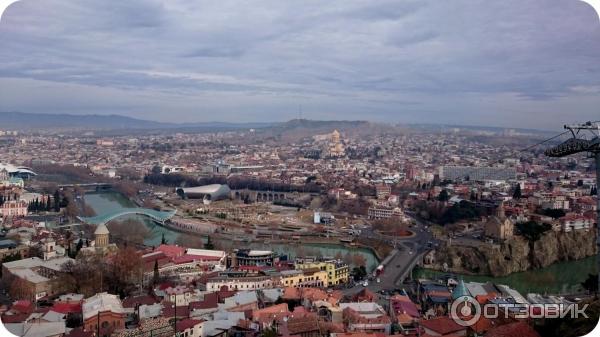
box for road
[342,215,437,297]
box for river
[84,192,181,245]
[84,192,380,270]
[414,256,597,295]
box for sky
[0,0,599,129]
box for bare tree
[107,219,150,246]
[174,235,204,249]
[105,246,144,297]
[352,254,367,267]
[60,255,104,296]
[343,253,353,265]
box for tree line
[27,190,68,213]
[143,173,322,193]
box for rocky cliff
[430,229,597,277]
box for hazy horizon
[1,0,600,129]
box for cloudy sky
[0,0,599,129]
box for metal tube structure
[596,152,600,292]
[544,121,600,292]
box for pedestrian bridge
[78,208,177,226]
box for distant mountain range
[0,112,272,131]
[275,118,370,131]
[0,111,552,135]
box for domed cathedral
[94,223,110,248]
[78,222,118,257]
[484,201,514,241]
[323,130,345,158]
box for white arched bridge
[78,208,177,226]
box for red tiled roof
[217,289,238,302]
[196,271,220,285]
[11,300,33,314]
[420,316,466,335]
[156,244,185,258]
[142,251,167,262]
[353,289,378,302]
[332,333,387,337]
[468,315,494,334]
[286,316,320,335]
[291,306,310,317]
[484,322,540,337]
[172,254,221,264]
[253,303,290,323]
[176,318,203,331]
[282,287,301,300]
[1,313,29,323]
[51,302,82,314]
[475,293,498,305]
[390,294,419,318]
[122,295,159,308]
[161,304,190,319]
[188,293,218,310]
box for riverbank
[414,255,597,295]
[84,191,381,271]
[429,229,597,277]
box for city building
[367,206,404,220]
[440,166,516,182]
[205,275,274,292]
[2,256,74,301]
[176,184,231,203]
[175,318,204,337]
[559,214,593,232]
[229,250,276,267]
[484,204,514,241]
[295,260,349,286]
[82,293,126,336]
[279,268,329,288]
[94,224,110,248]
[419,316,467,336]
[340,302,392,334]
[375,184,391,199]
[0,163,37,179]
[322,130,345,158]
[0,200,29,217]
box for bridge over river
[78,208,177,226]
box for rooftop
[82,292,125,320]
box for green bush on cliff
[440,200,483,225]
[516,221,552,242]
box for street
[342,215,436,297]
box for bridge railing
[78,208,176,226]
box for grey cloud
[346,0,425,21]
[0,0,599,129]
[181,47,245,58]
